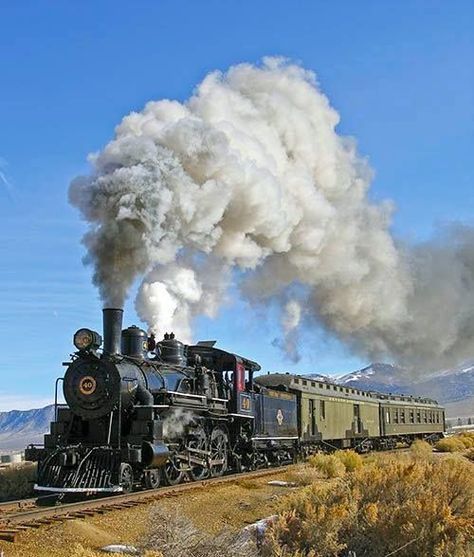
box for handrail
[54,378,64,421]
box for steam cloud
[70,58,474,371]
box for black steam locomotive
[26,309,298,493]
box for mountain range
[0,361,472,451]
[0,405,54,452]
[336,361,474,420]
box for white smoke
[273,300,303,362]
[135,260,229,342]
[70,58,474,371]
[163,407,195,439]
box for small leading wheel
[210,428,228,477]
[163,453,184,486]
[143,469,161,489]
[119,463,134,493]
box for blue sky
[0,1,472,410]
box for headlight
[73,328,102,351]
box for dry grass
[236,478,263,490]
[263,454,474,557]
[141,508,258,557]
[0,463,36,501]
[284,464,322,486]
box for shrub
[410,439,433,459]
[307,454,345,478]
[263,456,474,557]
[458,432,474,449]
[435,436,466,452]
[334,449,363,472]
[436,433,474,453]
[0,464,36,501]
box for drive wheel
[187,426,209,481]
[210,428,228,477]
[163,453,184,485]
[143,469,161,489]
[119,463,133,493]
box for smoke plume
[70,58,474,371]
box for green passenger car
[255,373,445,451]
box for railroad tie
[69,511,97,518]
[0,530,18,542]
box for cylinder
[141,441,170,467]
[103,308,124,356]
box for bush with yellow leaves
[307,454,345,479]
[436,432,474,453]
[409,439,433,459]
[458,432,474,448]
[333,449,363,472]
[263,455,474,557]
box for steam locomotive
[26,309,298,493]
[26,309,445,494]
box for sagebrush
[263,454,474,557]
[409,439,433,459]
[0,464,36,501]
[436,432,474,453]
[307,453,345,478]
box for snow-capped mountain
[338,363,411,394]
[335,362,474,418]
[0,405,54,451]
[305,373,334,383]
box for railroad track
[0,493,68,517]
[0,466,288,542]
[0,497,37,517]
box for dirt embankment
[0,469,293,557]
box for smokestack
[103,308,123,356]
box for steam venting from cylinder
[70,58,474,373]
[102,308,124,356]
